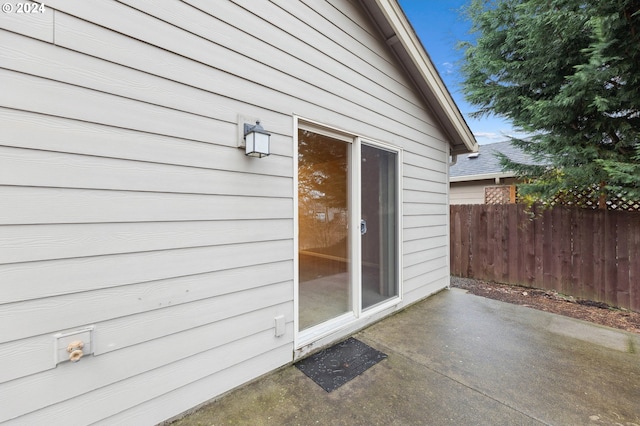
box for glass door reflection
[298,129,351,330]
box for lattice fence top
[606,197,640,211]
[485,185,515,205]
[515,186,640,211]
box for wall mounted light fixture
[243,120,271,158]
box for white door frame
[293,116,403,354]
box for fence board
[520,207,535,286]
[616,212,631,309]
[452,207,462,277]
[484,206,501,280]
[450,204,640,312]
[579,209,596,300]
[591,210,605,302]
[460,205,471,277]
[533,205,545,286]
[471,205,484,278]
[559,208,573,295]
[542,208,558,291]
[603,212,618,306]
[506,205,519,284]
[631,214,640,312]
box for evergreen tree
[459,0,640,203]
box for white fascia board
[368,0,478,155]
[450,171,516,183]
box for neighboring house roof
[450,140,538,182]
[361,0,478,155]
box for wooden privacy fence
[450,204,640,312]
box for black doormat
[295,337,387,392]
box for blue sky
[397,0,527,145]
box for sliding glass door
[361,144,398,309]
[298,129,351,330]
[298,125,399,333]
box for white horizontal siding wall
[450,178,519,205]
[450,181,489,204]
[0,0,452,423]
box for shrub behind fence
[450,204,640,312]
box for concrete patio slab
[168,288,640,426]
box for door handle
[360,219,367,235]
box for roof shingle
[450,140,538,178]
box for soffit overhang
[359,0,478,155]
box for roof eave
[359,0,478,155]
[450,171,517,183]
